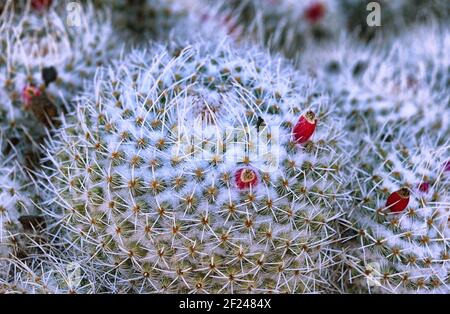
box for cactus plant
[40,41,351,293]
[88,0,191,45]
[300,24,450,140]
[0,0,447,295]
[196,0,344,58]
[0,135,44,260]
[298,23,450,293]
[198,0,449,59]
[0,0,121,160]
[0,245,97,294]
[341,126,449,293]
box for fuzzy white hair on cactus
[1,0,121,99]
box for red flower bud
[22,85,41,109]
[385,188,410,213]
[293,111,316,144]
[235,168,258,190]
[31,0,52,11]
[305,2,325,23]
[418,182,429,193]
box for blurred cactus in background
[0,0,122,164]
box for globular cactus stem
[41,40,352,293]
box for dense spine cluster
[200,0,450,57]
[0,246,98,294]
[296,20,450,293]
[41,42,351,293]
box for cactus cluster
[0,0,121,160]
[301,24,450,140]
[196,0,344,58]
[199,0,450,57]
[41,42,351,293]
[299,21,450,293]
[343,128,449,293]
[0,0,448,294]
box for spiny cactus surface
[0,0,121,160]
[342,127,449,293]
[0,246,97,294]
[300,25,450,140]
[0,136,44,260]
[41,41,352,293]
[88,0,190,44]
